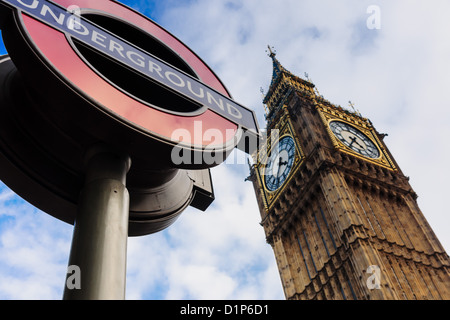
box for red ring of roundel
[20,0,238,148]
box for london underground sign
[0,0,258,138]
[0,0,261,237]
[0,0,259,156]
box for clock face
[264,136,296,192]
[330,121,380,159]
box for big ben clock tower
[249,48,450,300]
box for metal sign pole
[63,145,131,300]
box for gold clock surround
[254,109,304,210]
[316,102,397,171]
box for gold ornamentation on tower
[249,51,450,300]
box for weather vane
[266,45,277,57]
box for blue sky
[0,31,5,53]
[1,0,450,300]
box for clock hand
[348,135,365,150]
[351,136,365,149]
[278,156,289,166]
[354,140,365,149]
[348,136,356,148]
[276,157,283,177]
[276,158,289,178]
[276,157,286,177]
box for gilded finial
[266,45,276,58]
[348,100,355,110]
[348,101,362,116]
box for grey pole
[63,145,131,300]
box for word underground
[1,0,258,134]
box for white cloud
[0,189,14,204]
[0,185,72,299]
[165,263,237,300]
[126,163,283,300]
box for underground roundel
[0,0,259,156]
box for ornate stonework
[249,50,450,300]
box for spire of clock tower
[250,49,450,300]
[263,47,316,120]
[266,45,284,83]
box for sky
[0,0,450,300]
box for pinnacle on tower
[263,47,315,117]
